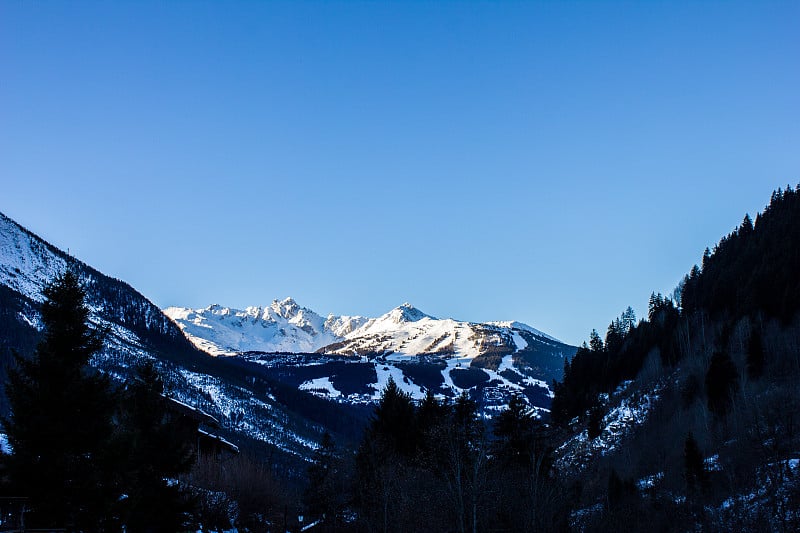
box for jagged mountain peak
[204,303,231,315]
[270,297,301,318]
[166,297,572,363]
[384,302,432,323]
[324,314,368,337]
[164,299,339,355]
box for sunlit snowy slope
[164,299,366,355]
[166,301,576,413]
[166,301,560,359]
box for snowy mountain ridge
[163,299,355,355]
[164,299,575,413]
[164,300,561,360]
[0,212,69,303]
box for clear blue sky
[2,1,798,345]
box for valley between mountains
[5,185,800,531]
[0,209,573,465]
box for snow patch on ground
[300,377,342,398]
[0,213,67,302]
[0,433,11,454]
[497,353,515,374]
[487,321,561,343]
[705,454,723,472]
[372,363,426,399]
[556,381,664,471]
[440,354,476,391]
[637,472,664,490]
[511,331,528,351]
[176,369,317,457]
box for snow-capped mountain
[164,299,366,356]
[166,300,560,360]
[323,302,559,359]
[166,300,577,413]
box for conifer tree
[492,394,558,531]
[705,350,739,415]
[746,329,765,379]
[305,432,342,529]
[648,292,664,321]
[607,468,634,509]
[702,247,712,270]
[683,433,706,492]
[589,329,604,352]
[119,361,195,531]
[621,306,637,334]
[416,388,447,436]
[493,393,534,466]
[3,271,120,529]
[445,392,486,533]
[605,319,624,355]
[740,213,754,234]
[368,376,417,457]
[354,377,417,532]
[587,404,604,440]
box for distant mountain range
[165,299,560,358]
[164,299,364,355]
[0,209,575,464]
[166,300,575,410]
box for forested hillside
[550,185,800,531]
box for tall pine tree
[118,361,195,531]
[705,350,739,415]
[3,271,120,529]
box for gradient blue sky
[2,1,798,345]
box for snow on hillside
[555,380,665,472]
[372,363,426,399]
[176,368,318,457]
[336,305,477,358]
[166,299,571,412]
[166,300,562,366]
[1,207,570,427]
[299,377,342,398]
[0,212,164,369]
[0,210,338,461]
[0,213,67,302]
[324,314,369,337]
[164,299,354,356]
[487,321,560,343]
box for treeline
[553,185,800,425]
[682,186,800,321]
[551,185,800,531]
[304,379,571,532]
